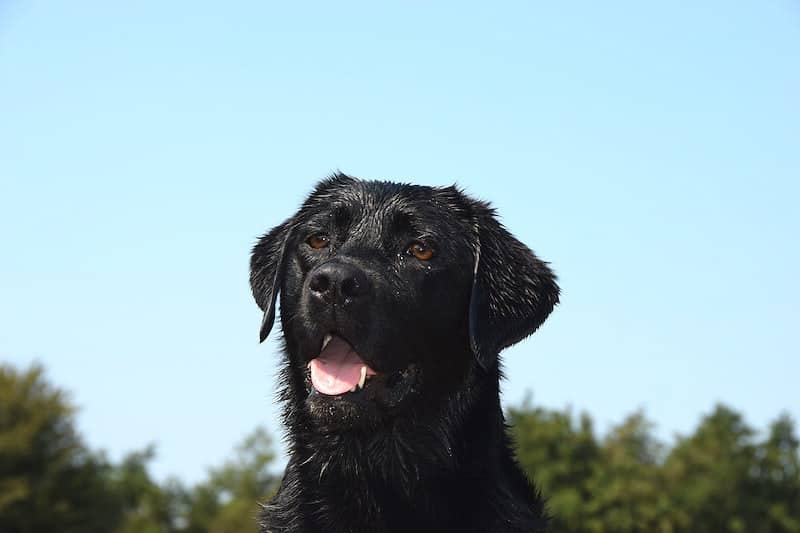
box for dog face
[250,174,559,430]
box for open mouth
[307,334,378,395]
[305,333,418,401]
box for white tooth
[349,386,356,393]
[322,334,332,351]
[358,366,367,389]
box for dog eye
[307,234,330,249]
[408,242,433,261]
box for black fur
[250,173,559,533]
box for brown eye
[408,242,433,261]
[307,234,330,249]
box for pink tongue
[309,336,375,395]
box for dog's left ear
[250,219,294,343]
[468,201,560,370]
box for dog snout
[308,262,370,305]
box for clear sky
[1,1,798,483]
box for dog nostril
[340,277,360,298]
[309,273,330,294]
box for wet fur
[250,174,559,532]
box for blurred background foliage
[2,363,798,533]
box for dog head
[250,174,559,429]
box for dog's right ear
[467,200,560,370]
[250,219,294,343]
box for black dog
[250,173,559,533]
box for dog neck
[265,364,545,533]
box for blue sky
[1,1,798,483]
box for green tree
[111,446,181,533]
[182,427,279,533]
[509,400,599,531]
[0,363,280,533]
[0,364,122,532]
[583,412,672,533]
[662,405,762,532]
[7,361,799,533]
[509,400,800,533]
[755,415,800,532]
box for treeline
[1,364,798,532]
[509,403,800,532]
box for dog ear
[249,173,356,343]
[250,219,294,343]
[468,202,560,370]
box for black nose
[309,262,369,304]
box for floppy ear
[250,220,294,343]
[468,202,560,370]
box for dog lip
[308,330,416,381]
[304,361,418,402]
[315,331,382,372]
[303,332,418,398]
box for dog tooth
[358,366,367,389]
[349,385,357,393]
[322,334,332,351]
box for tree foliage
[509,400,800,532]
[0,364,120,532]
[180,426,278,533]
[2,363,799,532]
[0,364,278,533]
